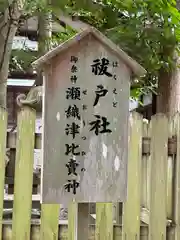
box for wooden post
[96,203,113,240]
[68,202,89,240]
[0,108,7,240]
[6,149,16,194]
[40,204,60,240]
[68,201,77,240]
[77,203,89,240]
[12,107,36,240]
[167,116,176,221]
[141,119,150,209]
[122,112,142,240]
[173,113,180,240]
[149,114,168,240]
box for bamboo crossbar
[7,132,177,155]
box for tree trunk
[156,54,180,117]
[0,8,19,107]
[0,0,26,107]
[156,1,180,117]
[35,10,52,86]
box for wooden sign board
[32,27,146,204]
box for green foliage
[51,27,77,47]
[9,27,77,73]
[10,49,38,73]
[8,0,180,100]
[0,0,9,12]
[68,0,180,99]
[104,1,179,69]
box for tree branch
[57,11,90,32]
[0,21,11,72]
[52,13,67,29]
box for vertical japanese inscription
[64,56,87,195]
[63,56,119,195]
[89,57,119,135]
[112,60,118,107]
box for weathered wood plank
[0,108,7,240]
[149,114,168,240]
[167,116,175,220]
[77,203,89,240]
[12,107,36,240]
[95,203,113,240]
[122,112,142,240]
[141,119,150,209]
[166,154,174,219]
[113,203,121,224]
[140,207,172,226]
[68,201,77,240]
[41,34,130,204]
[40,204,60,240]
[172,113,180,240]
